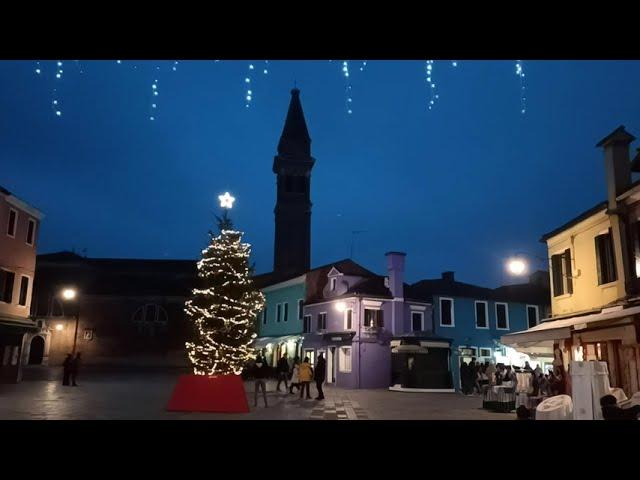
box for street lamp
[59,287,80,354]
[505,253,547,277]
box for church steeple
[272,88,315,277]
[277,88,311,159]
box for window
[0,270,15,304]
[330,278,337,291]
[18,276,29,306]
[339,346,352,373]
[262,308,267,325]
[284,175,293,193]
[317,312,327,330]
[495,303,509,330]
[132,304,168,336]
[303,314,312,333]
[551,249,573,296]
[364,308,383,328]
[527,305,539,328]
[276,303,282,323]
[26,219,35,246]
[475,301,488,329]
[479,348,492,358]
[595,229,617,285]
[6,209,17,237]
[439,298,454,326]
[283,302,289,322]
[298,299,304,320]
[345,308,353,330]
[411,311,424,331]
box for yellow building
[503,126,640,396]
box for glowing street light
[335,301,346,312]
[55,324,64,331]
[62,288,77,300]
[60,287,80,353]
[506,257,528,276]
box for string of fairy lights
[184,192,265,376]
[31,60,529,119]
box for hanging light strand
[342,61,353,115]
[515,60,526,114]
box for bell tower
[272,88,315,276]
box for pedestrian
[253,355,268,407]
[298,356,313,399]
[314,352,326,400]
[62,353,72,386]
[276,352,290,392]
[523,361,533,372]
[516,405,531,420]
[289,355,301,394]
[70,352,81,387]
[485,361,496,386]
[460,361,470,394]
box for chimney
[442,271,455,282]
[385,252,406,298]
[596,125,635,208]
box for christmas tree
[185,196,265,376]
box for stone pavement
[0,367,514,420]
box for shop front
[252,335,303,368]
[300,331,358,388]
[389,335,454,392]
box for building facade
[503,125,640,397]
[0,186,43,382]
[411,271,550,391]
[31,252,196,367]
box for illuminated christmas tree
[184,192,265,376]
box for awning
[501,305,640,346]
[0,320,39,335]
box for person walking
[70,352,81,387]
[289,355,301,394]
[62,353,72,386]
[460,361,470,394]
[253,355,269,407]
[314,352,326,400]
[298,356,313,399]
[276,352,290,392]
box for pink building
[0,185,44,383]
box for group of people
[460,358,566,397]
[460,358,510,395]
[61,352,82,387]
[251,352,326,407]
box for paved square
[0,367,515,420]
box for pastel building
[301,254,450,390]
[410,271,550,391]
[0,186,44,382]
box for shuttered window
[595,229,617,285]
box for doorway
[28,336,45,365]
[327,346,337,384]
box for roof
[539,201,608,242]
[407,278,495,302]
[35,251,197,297]
[305,258,381,304]
[0,185,11,195]
[492,283,550,305]
[595,125,636,147]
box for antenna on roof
[350,230,367,259]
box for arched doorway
[28,336,45,365]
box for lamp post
[60,287,80,354]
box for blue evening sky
[2,60,640,287]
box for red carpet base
[167,374,250,413]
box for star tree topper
[218,192,235,209]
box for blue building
[408,271,550,391]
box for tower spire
[277,88,311,158]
